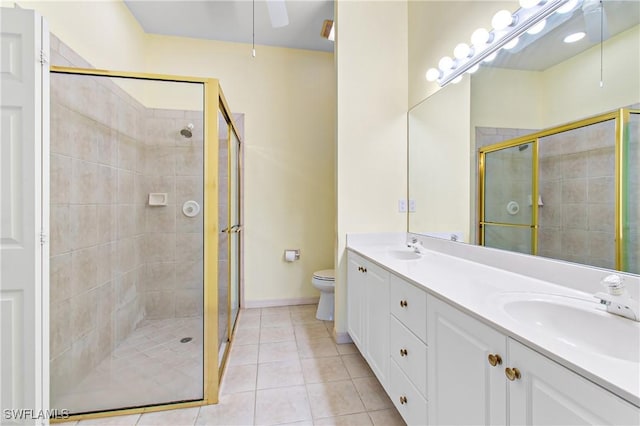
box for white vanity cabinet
[427,295,507,425]
[346,246,640,426]
[427,295,640,426]
[347,252,389,387]
[388,275,428,425]
[508,339,640,425]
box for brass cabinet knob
[400,348,408,357]
[400,300,408,308]
[488,353,502,367]
[505,367,521,381]
[399,396,408,405]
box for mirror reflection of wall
[407,1,639,274]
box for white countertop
[347,233,640,408]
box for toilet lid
[313,269,335,281]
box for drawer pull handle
[399,300,408,308]
[488,353,502,367]
[399,396,408,405]
[400,348,408,357]
[505,367,521,381]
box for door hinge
[40,232,48,245]
[39,49,49,65]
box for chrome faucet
[594,275,640,322]
[407,237,426,254]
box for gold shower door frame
[478,108,635,271]
[49,66,242,421]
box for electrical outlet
[409,199,416,212]
[398,200,408,213]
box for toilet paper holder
[284,249,301,262]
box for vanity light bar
[436,0,571,86]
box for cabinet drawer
[390,274,427,342]
[389,358,428,426]
[390,316,427,398]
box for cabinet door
[364,262,389,387]
[347,253,365,350]
[508,340,640,426]
[428,296,507,425]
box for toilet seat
[313,269,335,281]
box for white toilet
[312,269,335,321]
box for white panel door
[428,296,507,426]
[363,262,389,389]
[0,7,49,425]
[508,339,640,426]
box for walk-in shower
[478,108,639,274]
[48,39,242,419]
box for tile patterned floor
[60,305,405,425]
[55,317,203,414]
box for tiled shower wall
[624,111,639,274]
[140,109,204,319]
[538,120,616,269]
[49,36,205,399]
[49,37,146,398]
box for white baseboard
[334,331,353,345]
[243,297,320,309]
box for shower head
[518,144,529,152]
[180,123,194,138]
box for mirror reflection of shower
[180,123,194,138]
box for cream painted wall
[335,0,408,335]
[408,78,471,239]
[14,0,148,102]
[541,25,640,127]
[13,0,337,306]
[471,68,544,130]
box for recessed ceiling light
[564,32,586,43]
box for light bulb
[492,10,515,31]
[471,28,492,46]
[451,76,463,84]
[425,68,441,82]
[519,0,541,8]
[503,37,519,50]
[453,43,472,60]
[438,56,454,71]
[563,32,585,43]
[483,52,498,63]
[557,0,579,14]
[467,64,480,74]
[526,20,546,35]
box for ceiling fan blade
[583,0,610,42]
[266,0,289,28]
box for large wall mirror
[408,0,639,274]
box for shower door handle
[222,224,242,233]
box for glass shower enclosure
[478,108,639,274]
[49,67,242,418]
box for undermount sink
[387,249,421,260]
[495,292,640,363]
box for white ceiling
[123,0,335,52]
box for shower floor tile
[53,317,203,414]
